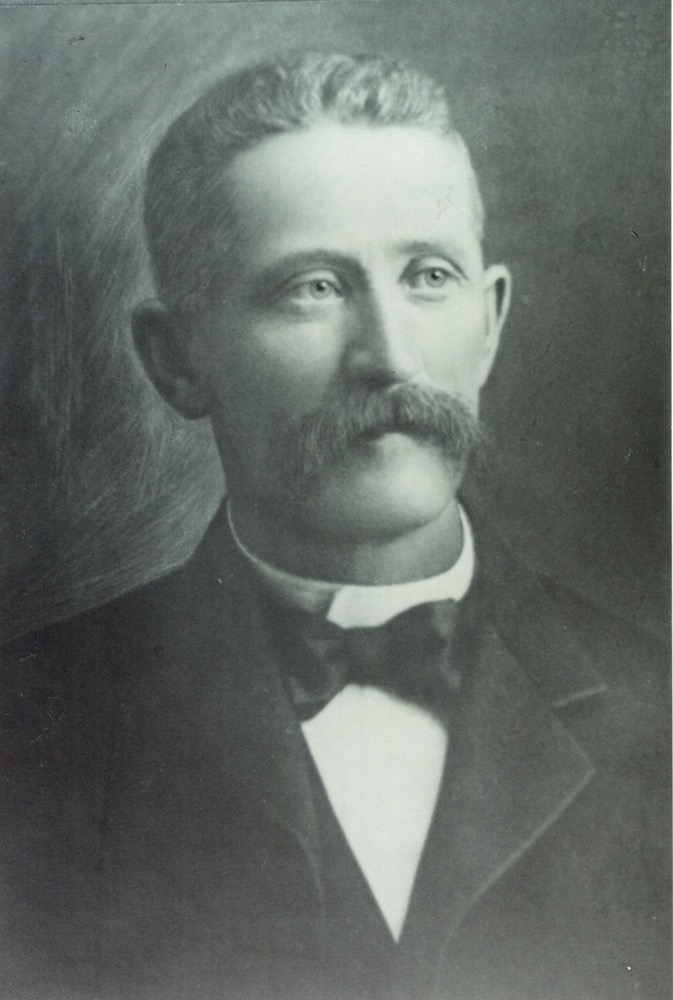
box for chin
[296,446,462,543]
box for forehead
[222,124,483,272]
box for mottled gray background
[0,0,668,640]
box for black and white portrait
[0,3,669,999]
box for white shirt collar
[228,504,475,628]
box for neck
[228,498,464,585]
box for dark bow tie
[277,599,462,722]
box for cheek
[421,302,489,399]
[205,320,337,429]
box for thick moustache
[277,383,485,493]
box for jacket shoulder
[475,524,669,734]
[1,504,241,664]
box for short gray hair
[144,51,484,312]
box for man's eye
[283,277,342,304]
[408,267,454,291]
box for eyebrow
[393,241,471,276]
[394,240,468,261]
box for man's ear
[132,301,211,419]
[477,264,512,389]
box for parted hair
[144,51,483,312]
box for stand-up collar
[227,503,475,627]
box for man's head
[134,52,511,553]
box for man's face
[183,124,510,542]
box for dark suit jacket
[1,504,670,1000]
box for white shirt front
[229,506,474,940]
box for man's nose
[345,291,424,386]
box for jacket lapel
[399,537,606,983]
[179,505,321,853]
[98,508,331,995]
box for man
[1,52,669,1000]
